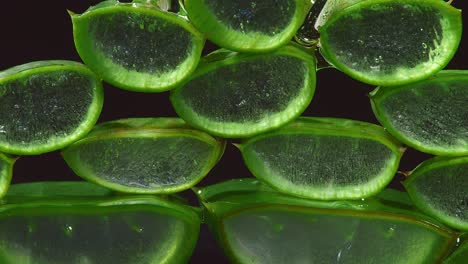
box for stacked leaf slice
[0,181,200,264]
[196,179,457,264]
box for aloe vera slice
[445,239,468,264]
[197,179,456,264]
[317,0,462,86]
[62,118,225,193]
[0,181,200,264]
[404,156,468,231]
[238,117,403,200]
[70,0,204,92]
[170,44,316,138]
[0,154,14,199]
[371,70,468,156]
[184,0,312,52]
[0,61,103,155]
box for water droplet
[64,225,73,237]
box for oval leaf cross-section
[0,61,103,155]
[405,156,468,231]
[0,181,200,264]
[317,0,462,86]
[185,0,312,52]
[197,179,456,264]
[239,117,403,200]
[62,118,225,194]
[71,1,204,92]
[371,70,468,156]
[171,44,316,138]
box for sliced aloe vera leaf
[404,156,468,231]
[0,181,200,264]
[0,61,103,155]
[185,0,312,52]
[196,179,456,264]
[0,154,15,199]
[70,0,204,92]
[170,44,316,138]
[371,70,468,156]
[317,0,462,86]
[62,118,225,194]
[238,117,403,200]
[445,239,468,264]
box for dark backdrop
[0,1,467,263]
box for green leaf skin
[444,239,468,264]
[62,118,225,194]
[317,0,462,86]
[0,154,15,199]
[184,0,312,52]
[371,70,468,156]
[170,44,316,138]
[0,61,103,155]
[70,0,205,92]
[238,117,403,200]
[0,182,200,264]
[404,156,468,231]
[196,179,457,264]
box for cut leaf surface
[371,70,468,156]
[0,61,103,155]
[185,0,312,52]
[444,240,468,264]
[62,118,225,194]
[405,156,468,231]
[239,117,403,200]
[197,179,456,264]
[171,44,316,138]
[318,0,462,86]
[0,182,200,264]
[0,154,14,199]
[71,1,204,92]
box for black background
[0,1,467,263]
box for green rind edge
[0,60,104,155]
[318,0,462,86]
[238,117,404,200]
[404,156,468,231]
[62,118,226,194]
[71,3,205,92]
[370,70,468,156]
[185,0,312,52]
[170,43,317,138]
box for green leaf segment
[371,70,468,156]
[238,117,404,200]
[196,178,457,264]
[317,0,462,86]
[171,44,316,138]
[405,156,468,231]
[62,118,225,194]
[70,0,204,92]
[0,181,200,264]
[0,61,103,155]
[185,0,313,52]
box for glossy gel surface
[0,182,200,264]
[71,1,204,92]
[405,156,468,231]
[371,70,468,156]
[318,0,461,86]
[198,179,456,264]
[185,0,311,51]
[0,61,103,155]
[62,118,225,193]
[240,117,402,200]
[171,45,316,137]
